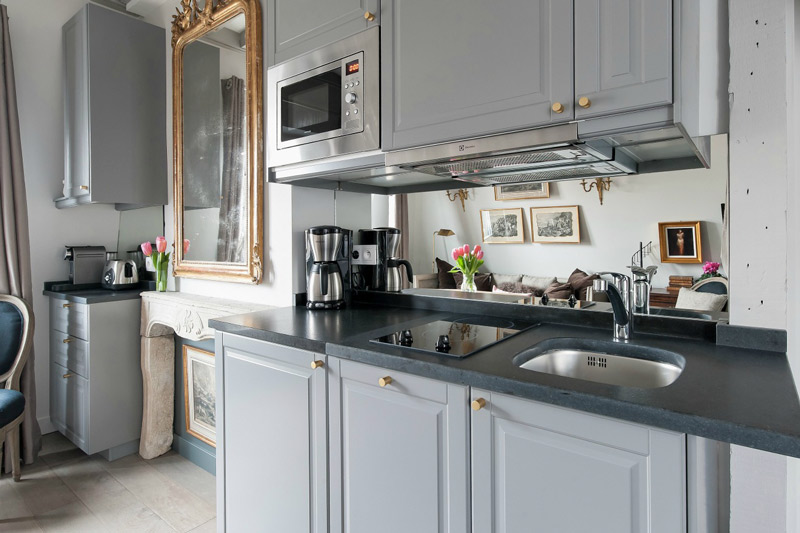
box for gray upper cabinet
[471,389,686,533]
[58,4,167,209]
[216,334,328,533]
[328,357,470,533]
[574,0,672,119]
[381,0,574,151]
[267,0,379,66]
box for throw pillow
[567,268,600,300]
[435,257,457,289]
[453,272,493,291]
[492,273,523,285]
[544,281,573,300]
[496,281,544,296]
[675,287,728,312]
[520,275,557,292]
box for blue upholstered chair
[0,294,34,482]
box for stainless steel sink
[513,338,685,389]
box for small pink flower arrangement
[450,244,485,292]
[699,261,722,281]
[141,237,190,292]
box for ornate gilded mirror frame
[172,0,263,283]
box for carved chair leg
[6,424,21,482]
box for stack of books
[667,276,694,293]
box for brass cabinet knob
[578,96,591,109]
[63,373,74,379]
[311,360,324,369]
[79,185,89,190]
[552,102,564,113]
[379,376,392,387]
[364,11,375,21]
[62,303,72,308]
[62,338,72,344]
[471,398,486,411]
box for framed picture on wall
[530,205,581,244]
[494,182,550,201]
[480,208,525,244]
[183,345,216,447]
[658,221,703,264]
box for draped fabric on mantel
[0,4,41,471]
[217,75,246,263]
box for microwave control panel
[341,51,364,135]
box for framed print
[480,208,525,244]
[494,182,550,201]
[183,345,216,447]
[530,205,581,244]
[658,221,703,264]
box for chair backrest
[0,294,33,391]
[691,277,729,295]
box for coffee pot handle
[397,259,414,283]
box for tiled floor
[0,432,216,532]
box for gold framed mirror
[172,0,263,283]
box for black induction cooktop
[371,316,531,358]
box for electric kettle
[101,259,139,290]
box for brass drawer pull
[578,96,591,109]
[311,360,324,369]
[63,373,74,379]
[471,398,486,411]
[364,10,375,21]
[79,185,89,190]
[62,338,72,344]
[551,102,564,113]
[378,376,392,387]
[62,303,73,308]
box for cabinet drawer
[50,298,88,340]
[338,358,448,403]
[50,330,88,378]
[50,361,89,450]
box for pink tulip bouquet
[450,244,485,292]
[141,237,190,292]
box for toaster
[101,260,139,290]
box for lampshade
[434,229,455,237]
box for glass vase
[461,273,477,292]
[155,258,168,292]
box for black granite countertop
[209,293,800,458]
[43,280,154,304]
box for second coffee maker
[356,227,413,292]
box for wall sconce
[445,189,471,211]
[581,177,613,205]
[432,228,455,271]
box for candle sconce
[581,177,613,205]
[445,189,471,211]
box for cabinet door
[574,0,672,119]
[329,358,470,533]
[382,0,573,151]
[50,361,89,451]
[269,0,379,66]
[471,389,686,533]
[62,9,90,198]
[220,336,327,533]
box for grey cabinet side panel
[63,9,89,198]
[381,0,573,151]
[574,0,672,119]
[215,331,225,533]
[87,4,167,205]
[268,0,377,66]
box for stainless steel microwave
[267,27,380,168]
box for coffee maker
[305,226,351,310]
[354,227,413,292]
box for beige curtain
[388,194,410,287]
[0,4,40,471]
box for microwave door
[280,67,342,145]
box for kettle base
[307,300,345,310]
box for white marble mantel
[139,291,271,459]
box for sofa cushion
[453,272,493,292]
[492,273,523,285]
[435,258,458,289]
[544,281,574,299]
[493,285,533,297]
[496,281,544,297]
[567,268,600,300]
[520,275,557,292]
[675,287,728,312]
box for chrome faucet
[592,272,633,342]
[630,265,658,315]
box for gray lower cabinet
[327,357,470,533]
[48,297,142,459]
[267,0,379,66]
[58,3,166,209]
[574,0,672,119]
[471,388,686,533]
[381,0,574,150]
[216,334,328,533]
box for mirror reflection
[182,13,248,263]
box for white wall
[5,0,128,433]
[407,135,728,287]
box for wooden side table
[650,288,679,308]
